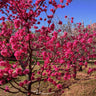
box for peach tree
[0,0,96,96]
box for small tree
[0,0,74,96]
[0,0,96,96]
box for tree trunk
[79,65,82,71]
[73,66,77,79]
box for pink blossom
[39,17,42,20]
[56,42,61,48]
[8,69,13,74]
[23,69,29,75]
[14,51,22,60]
[23,80,28,84]
[34,26,38,29]
[0,80,5,85]
[65,15,67,18]
[19,82,24,87]
[88,68,93,74]
[12,73,18,78]
[1,49,8,57]
[60,0,63,3]
[48,88,52,92]
[42,72,46,76]
[12,44,18,50]
[57,84,62,89]
[31,76,35,80]
[73,40,78,47]
[47,78,53,82]
[87,38,92,43]
[53,31,58,38]
[42,51,47,57]
[50,23,55,31]
[58,21,62,25]
[5,86,9,92]
[47,15,53,18]
[47,20,51,24]
[44,58,50,64]
[63,32,67,38]
[55,67,59,71]
[66,2,69,6]
[85,62,88,68]
[52,81,57,86]
[0,61,7,66]
[71,17,74,20]
[12,64,17,68]
[14,19,20,29]
[0,74,3,79]
[15,68,22,75]
[59,59,64,64]
[79,62,83,66]
[71,20,73,23]
[64,72,71,80]
[37,62,40,66]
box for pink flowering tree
[0,0,96,96]
[52,16,96,78]
[0,0,75,96]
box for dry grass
[62,73,96,96]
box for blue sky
[55,0,96,26]
[0,0,96,27]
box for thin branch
[0,86,19,94]
[28,1,44,19]
[9,81,27,94]
[0,9,13,22]
[12,79,28,91]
